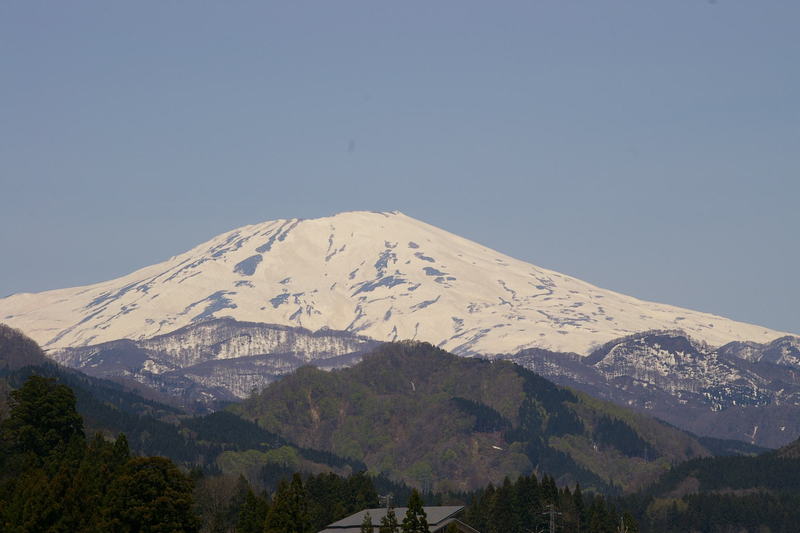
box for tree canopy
[3,375,84,459]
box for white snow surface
[0,211,790,355]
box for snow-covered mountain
[0,211,790,355]
[55,318,379,407]
[505,332,800,448]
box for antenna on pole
[379,493,394,510]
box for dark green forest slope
[0,324,369,482]
[623,437,800,532]
[232,341,711,493]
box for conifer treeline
[193,464,637,532]
[626,454,800,532]
[464,474,636,533]
[193,470,435,533]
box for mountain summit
[0,211,787,354]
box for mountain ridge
[0,211,790,355]
[230,341,712,493]
[505,331,800,448]
[52,317,380,409]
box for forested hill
[0,325,369,479]
[0,323,49,370]
[622,435,800,531]
[232,341,711,492]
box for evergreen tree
[0,376,207,533]
[619,512,638,533]
[489,477,518,533]
[56,433,128,531]
[3,375,84,460]
[112,433,131,465]
[540,475,558,505]
[464,489,486,533]
[515,474,541,532]
[348,471,380,511]
[379,507,399,533]
[236,488,270,533]
[401,489,428,533]
[265,473,311,533]
[572,483,586,533]
[2,468,55,532]
[361,510,374,533]
[587,496,613,533]
[99,456,200,533]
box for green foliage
[233,342,696,491]
[192,473,253,533]
[265,473,311,533]
[462,472,631,533]
[184,410,286,450]
[450,396,510,433]
[379,507,399,533]
[361,511,374,533]
[640,491,800,533]
[236,487,270,533]
[3,375,84,459]
[1,357,364,482]
[304,470,379,531]
[99,456,199,532]
[0,324,48,370]
[593,415,658,459]
[0,375,200,533]
[626,452,800,532]
[644,454,800,496]
[2,363,203,466]
[401,489,428,532]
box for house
[319,505,480,533]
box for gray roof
[320,506,464,532]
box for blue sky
[1,1,798,334]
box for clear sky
[1,1,798,334]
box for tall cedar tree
[98,456,200,532]
[379,507,399,533]
[265,473,311,533]
[236,488,270,533]
[3,375,84,459]
[0,375,199,533]
[401,489,428,533]
[361,511,374,533]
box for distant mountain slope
[0,211,788,355]
[231,341,710,493]
[51,318,380,408]
[504,331,800,448]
